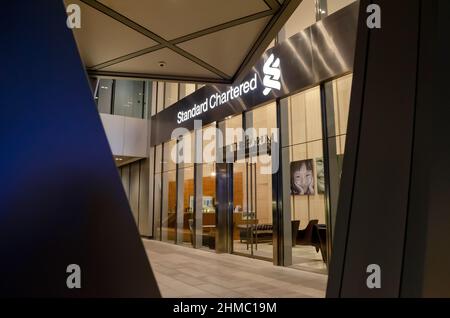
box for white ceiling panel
[72,0,302,82]
[98,0,270,40]
[66,0,157,67]
[100,48,221,79]
[178,16,271,77]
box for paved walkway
[143,239,327,298]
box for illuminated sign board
[150,3,358,146]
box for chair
[189,218,215,249]
[204,228,216,249]
[296,219,319,250]
[314,224,327,263]
[291,220,300,247]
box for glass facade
[281,86,327,272]
[113,80,145,118]
[96,79,113,114]
[148,73,352,270]
[144,2,355,273]
[201,124,217,250]
[94,78,150,119]
[326,74,352,238]
[151,82,206,246]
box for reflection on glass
[182,167,194,247]
[201,163,216,250]
[96,79,113,114]
[164,82,178,108]
[161,140,177,243]
[281,86,328,273]
[230,103,275,260]
[153,173,162,240]
[162,170,176,243]
[113,80,145,118]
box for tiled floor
[233,241,327,274]
[143,239,327,298]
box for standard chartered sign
[177,73,258,124]
[176,54,282,124]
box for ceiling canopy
[66,0,302,84]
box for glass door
[232,156,273,260]
[232,159,254,256]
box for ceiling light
[158,61,167,68]
[115,157,123,161]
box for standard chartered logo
[176,53,282,124]
[262,53,281,96]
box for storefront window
[153,171,162,239]
[326,73,352,239]
[153,145,163,239]
[201,162,216,250]
[201,124,217,250]
[230,103,277,260]
[180,130,195,247]
[281,86,328,273]
[181,166,194,247]
[161,139,177,243]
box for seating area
[188,219,216,249]
[238,224,273,244]
[236,220,327,262]
[295,219,327,263]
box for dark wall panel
[341,0,420,297]
[0,1,159,297]
[328,0,450,298]
[401,0,450,297]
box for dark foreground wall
[0,1,160,297]
[328,0,450,297]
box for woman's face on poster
[293,162,313,192]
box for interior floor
[233,241,327,275]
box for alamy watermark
[66,264,81,289]
[169,120,279,175]
[66,4,81,29]
[366,4,381,29]
[366,264,381,289]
